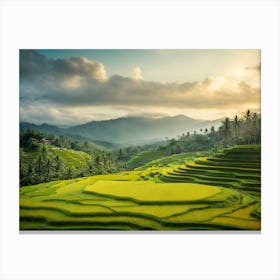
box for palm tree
[87,163,94,174]
[222,117,230,147]
[45,159,53,181]
[27,163,37,185]
[54,155,62,172]
[117,149,123,161]
[246,109,251,121]
[66,167,73,179]
[233,115,239,142]
[36,155,43,176]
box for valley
[19,110,261,231]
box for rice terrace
[20,49,261,230]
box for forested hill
[21,115,223,145]
[20,122,117,150]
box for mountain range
[20,115,223,145]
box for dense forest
[20,130,143,186]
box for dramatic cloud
[20,50,107,82]
[20,50,261,125]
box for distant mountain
[20,122,65,135]
[66,115,223,145]
[20,115,223,145]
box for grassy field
[20,145,261,230]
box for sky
[20,49,261,126]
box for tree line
[159,110,261,156]
[20,146,120,186]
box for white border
[1,1,280,280]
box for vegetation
[20,173,260,230]
[19,110,261,230]
[20,129,122,186]
[126,110,260,169]
[160,145,261,196]
[84,181,221,202]
[20,143,261,230]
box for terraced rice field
[20,148,92,170]
[19,153,259,230]
[160,145,261,196]
[51,149,92,169]
[127,149,166,169]
[20,145,261,230]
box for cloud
[53,56,107,82]
[20,50,107,82]
[20,50,261,125]
[132,67,143,80]
[39,75,259,109]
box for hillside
[68,115,222,145]
[21,115,223,146]
[20,145,261,230]
[20,122,117,150]
[20,148,92,172]
[127,136,215,169]
[160,145,261,196]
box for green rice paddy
[20,145,261,230]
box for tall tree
[222,117,230,147]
